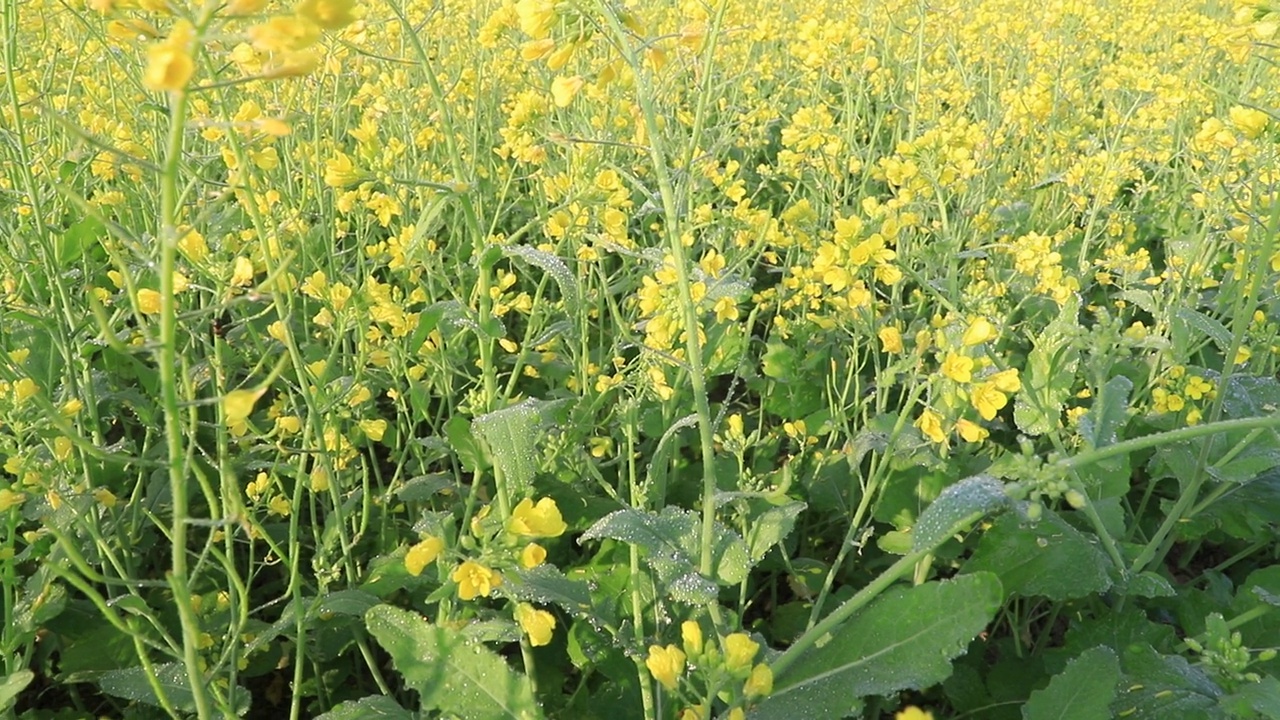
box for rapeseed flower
[645,644,686,690]
[405,537,444,576]
[515,603,556,646]
[507,497,567,538]
[452,560,502,600]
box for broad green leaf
[912,474,1009,552]
[83,662,251,715]
[57,216,104,266]
[365,605,541,720]
[314,589,380,618]
[963,509,1112,600]
[1219,675,1280,719]
[1111,644,1224,720]
[1077,375,1133,497]
[503,245,580,312]
[579,506,749,603]
[1015,295,1081,436]
[754,573,1003,719]
[444,415,486,473]
[745,501,806,561]
[0,670,33,714]
[316,695,417,720]
[1173,308,1233,354]
[472,398,552,498]
[1022,646,1120,720]
[503,564,616,626]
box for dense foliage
[1,0,1280,718]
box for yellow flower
[0,488,26,512]
[955,419,989,443]
[744,663,773,698]
[971,382,1009,421]
[507,497,567,538]
[878,326,904,354]
[989,368,1021,393]
[230,256,255,286]
[405,537,444,576]
[1228,105,1269,139]
[962,317,998,346]
[896,707,934,720]
[915,408,946,444]
[722,633,760,673]
[551,75,584,107]
[941,353,974,383]
[520,542,547,568]
[453,560,502,600]
[645,644,686,690]
[223,388,265,427]
[13,378,38,405]
[515,603,556,646]
[137,289,162,314]
[295,0,357,30]
[143,36,195,91]
[247,16,319,53]
[681,620,703,656]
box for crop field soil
[1,0,1280,718]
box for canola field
[2,0,1280,718]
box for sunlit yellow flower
[645,644,685,690]
[744,663,773,698]
[13,378,38,405]
[137,289,162,315]
[941,353,974,383]
[955,419,989,443]
[0,488,26,512]
[405,536,444,576]
[143,35,195,91]
[682,620,703,656]
[295,0,357,30]
[896,707,934,720]
[453,560,502,600]
[1228,105,1269,139]
[915,408,946,444]
[722,633,760,673]
[962,317,998,346]
[515,603,556,646]
[551,75,584,107]
[507,497,567,538]
[520,542,547,568]
[878,326,904,354]
[971,382,1009,421]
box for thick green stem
[156,65,214,720]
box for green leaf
[1111,645,1224,719]
[502,564,616,626]
[754,573,1003,719]
[57,216,104,266]
[1173,308,1233,354]
[502,245,580,313]
[912,475,1010,552]
[316,695,417,720]
[745,501,806,562]
[445,415,486,473]
[365,605,542,720]
[1015,295,1081,436]
[472,398,549,498]
[1219,675,1280,719]
[0,670,34,714]
[79,662,251,715]
[963,509,1112,600]
[1022,646,1120,720]
[579,506,749,603]
[1077,375,1133,497]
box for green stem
[156,47,214,720]
[594,0,725,622]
